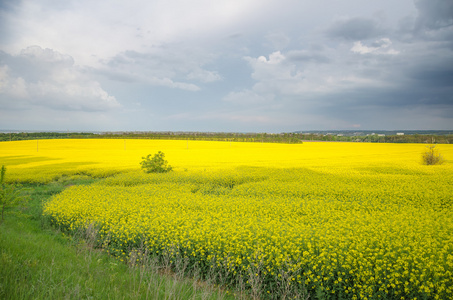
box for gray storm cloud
[0,0,451,131]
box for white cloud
[0,66,29,99]
[351,38,400,55]
[186,69,222,83]
[0,46,120,111]
[147,77,201,92]
[1,0,451,131]
[98,47,220,90]
[238,44,405,116]
[2,0,280,67]
[244,50,349,97]
[246,51,303,84]
[20,45,74,66]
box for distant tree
[140,151,173,173]
[422,145,445,165]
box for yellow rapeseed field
[2,139,453,299]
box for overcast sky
[1,0,452,132]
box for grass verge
[0,177,234,300]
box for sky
[0,0,452,132]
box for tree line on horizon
[1,131,452,144]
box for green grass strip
[0,179,233,300]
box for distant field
[2,139,453,299]
[2,138,451,182]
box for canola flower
[2,138,450,182]
[2,139,453,299]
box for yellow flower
[6,138,449,300]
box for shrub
[140,151,173,173]
[421,145,445,165]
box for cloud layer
[0,46,119,111]
[0,0,452,131]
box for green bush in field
[422,145,445,165]
[0,165,27,222]
[140,151,173,173]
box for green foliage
[0,178,232,300]
[140,151,173,173]
[2,131,452,144]
[0,131,96,141]
[422,145,445,165]
[0,165,27,222]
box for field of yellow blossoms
[1,139,452,299]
